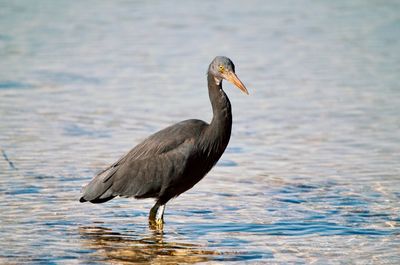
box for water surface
[1,0,399,264]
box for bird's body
[80,56,248,225]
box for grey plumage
[79,56,248,223]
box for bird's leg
[155,204,165,224]
[149,202,160,221]
[149,202,166,225]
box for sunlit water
[1,1,399,264]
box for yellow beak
[225,71,249,95]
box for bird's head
[208,56,249,95]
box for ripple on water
[179,221,397,237]
[63,123,111,138]
[0,81,33,90]
[218,159,238,167]
[5,186,41,195]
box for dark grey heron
[80,56,249,226]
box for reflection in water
[79,226,220,264]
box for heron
[79,56,249,226]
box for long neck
[202,73,232,157]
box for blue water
[1,0,399,264]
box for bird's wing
[80,119,208,202]
[105,138,195,199]
[97,119,207,172]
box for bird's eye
[218,65,224,73]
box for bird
[79,56,249,226]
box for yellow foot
[149,218,164,230]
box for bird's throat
[205,73,232,156]
[213,76,222,86]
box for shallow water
[1,0,399,264]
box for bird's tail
[79,166,117,203]
[79,195,114,203]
